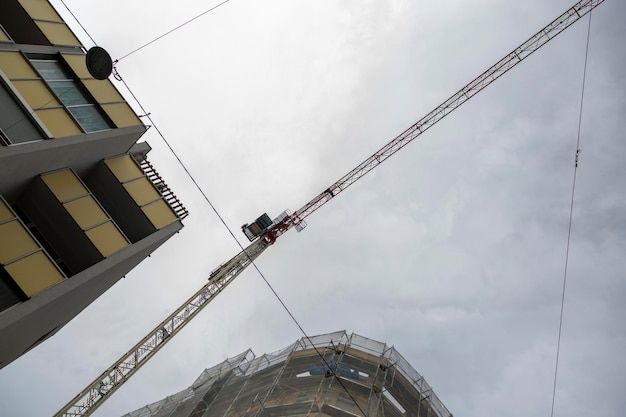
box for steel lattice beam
[54,239,269,417]
[272,0,604,236]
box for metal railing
[138,158,189,220]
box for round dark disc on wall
[86,46,113,80]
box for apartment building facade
[0,0,187,368]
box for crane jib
[55,1,605,415]
[285,0,604,229]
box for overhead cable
[59,0,97,46]
[56,0,366,412]
[114,68,367,416]
[550,7,594,417]
[115,0,232,62]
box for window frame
[0,23,13,43]
[26,53,114,134]
[0,69,51,144]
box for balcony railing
[137,158,189,220]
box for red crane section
[256,0,603,243]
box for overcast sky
[0,1,624,416]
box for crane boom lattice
[275,0,603,234]
[55,0,604,415]
[54,239,269,417]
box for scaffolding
[122,331,452,417]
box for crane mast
[54,237,270,417]
[55,1,604,415]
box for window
[0,79,46,144]
[29,58,112,132]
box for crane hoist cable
[54,1,606,416]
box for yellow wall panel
[142,199,177,229]
[123,177,160,206]
[83,79,124,103]
[41,169,87,202]
[0,51,37,78]
[18,0,62,21]
[35,21,81,47]
[105,155,143,182]
[35,107,81,137]
[0,200,13,222]
[101,102,141,128]
[85,221,128,257]
[0,27,10,42]
[64,196,108,230]
[6,251,63,297]
[61,53,91,79]
[0,220,38,264]
[12,79,60,108]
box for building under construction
[122,331,452,417]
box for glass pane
[68,105,110,132]
[0,82,45,143]
[30,60,68,80]
[48,80,89,105]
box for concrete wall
[0,220,182,369]
[0,124,147,201]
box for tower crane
[54,1,604,415]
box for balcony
[85,154,187,244]
[17,168,130,275]
[0,195,65,311]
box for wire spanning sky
[0,1,624,416]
